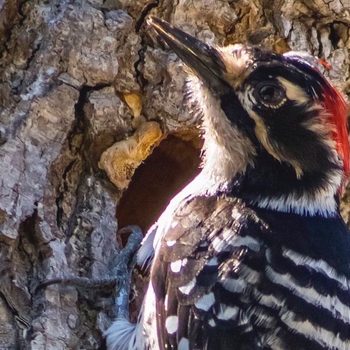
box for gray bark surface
[0,0,349,348]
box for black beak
[147,17,230,95]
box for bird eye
[255,82,286,108]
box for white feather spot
[178,337,189,350]
[179,278,196,295]
[165,316,178,334]
[167,240,176,247]
[164,293,169,311]
[231,207,242,220]
[212,237,226,252]
[170,258,188,273]
[217,304,239,320]
[208,318,216,327]
[170,260,182,273]
[195,292,215,311]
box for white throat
[186,75,255,195]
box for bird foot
[110,225,143,318]
[35,225,143,319]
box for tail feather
[105,318,137,350]
[136,223,157,270]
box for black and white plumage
[151,195,350,350]
[105,17,350,350]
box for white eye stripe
[247,88,256,106]
[277,77,309,104]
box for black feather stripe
[274,324,326,350]
[215,258,350,345]
[188,313,206,349]
[257,280,350,341]
[252,208,350,277]
[266,247,350,307]
[205,327,262,350]
[155,296,167,350]
[176,304,191,343]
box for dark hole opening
[117,134,202,233]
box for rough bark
[0,0,349,349]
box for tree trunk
[0,0,349,348]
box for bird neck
[200,119,252,195]
[199,92,256,195]
[236,147,343,217]
[200,132,342,218]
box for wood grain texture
[0,0,349,348]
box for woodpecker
[105,17,350,350]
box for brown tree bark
[0,0,349,349]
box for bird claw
[111,225,143,319]
[34,225,143,318]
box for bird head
[147,17,349,217]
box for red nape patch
[323,83,350,183]
[318,58,332,71]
